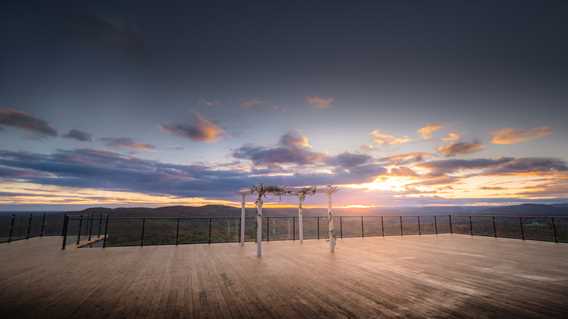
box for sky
[1,0,568,210]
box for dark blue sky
[1,1,568,209]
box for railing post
[400,216,404,236]
[317,216,320,240]
[8,214,15,243]
[87,214,93,241]
[208,218,212,244]
[361,216,364,238]
[469,216,473,236]
[381,216,385,237]
[434,216,438,235]
[176,218,180,245]
[141,218,146,247]
[26,213,33,239]
[340,216,343,239]
[102,215,109,248]
[97,214,103,238]
[61,215,69,250]
[292,216,296,241]
[519,217,525,240]
[417,216,421,235]
[40,213,47,237]
[551,217,558,243]
[449,215,453,234]
[266,217,270,242]
[76,215,83,245]
[492,216,497,238]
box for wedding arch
[238,184,339,257]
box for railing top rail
[63,214,568,221]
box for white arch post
[255,192,264,257]
[325,185,338,252]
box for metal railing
[0,213,64,243]
[60,214,568,249]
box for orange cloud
[491,127,552,144]
[305,96,334,109]
[418,123,443,139]
[161,113,224,142]
[370,129,411,145]
[437,141,483,157]
[442,131,461,142]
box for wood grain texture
[1,234,568,318]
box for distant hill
[75,203,568,218]
[478,204,568,216]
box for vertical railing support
[381,216,385,237]
[400,216,404,236]
[519,217,525,240]
[492,216,497,238]
[141,218,146,247]
[292,216,296,241]
[102,215,109,248]
[449,215,453,234]
[340,216,343,239]
[61,215,69,250]
[317,216,320,240]
[208,218,212,244]
[176,218,180,245]
[434,216,438,235]
[97,214,103,238]
[8,214,15,243]
[266,217,270,242]
[551,217,558,243]
[40,213,47,237]
[26,213,33,239]
[417,216,421,235]
[361,216,364,238]
[76,215,83,245]
[469,216,473,236]
[240,193,246,246]
[88,214,93,241]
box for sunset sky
[1,1,568,209]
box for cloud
[100,137,155,150]
[389,166,418,177]
[161,113,224,142]
[240,98,262,109]
[279,131,312,149]
[63,129,92,142]
[370,129,411,145]
[437,140,483,157]
[418,158,513,176]
[418,123,443,139]
[491,127,552,145]
[0,108,57,137]
[0,148,386,198]
[233,131,326,166]
[379,152,434,165]
[484,158,568,175]
[327,152,372,168]
[305,96,334,109]
[417,157,568,177]
[441,131,461,143]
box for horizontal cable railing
[59,214,568,249]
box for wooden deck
[1,235,568,319]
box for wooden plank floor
[1,235,568,319]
